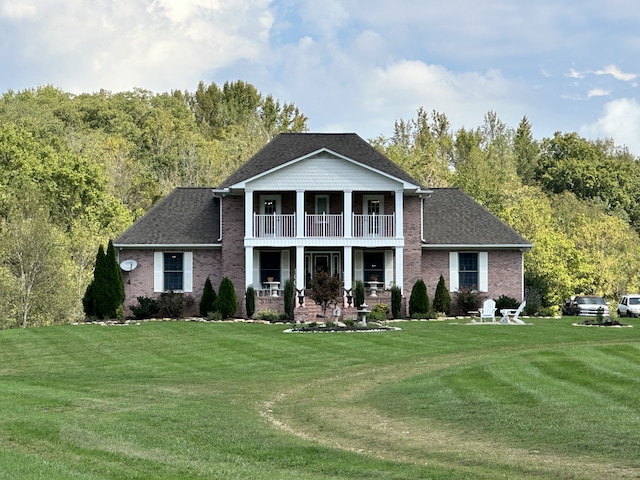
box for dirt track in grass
[260,350,639,479]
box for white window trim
[154,251,193,293]
[449,252,488,292]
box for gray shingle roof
[219,132,421,188]
[114,188,221,246]
[422,188,532,247]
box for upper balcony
[252,213,396,238]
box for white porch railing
[352,213,395,238]
[305,213,343,237]
[254,214,296,237]
[252,212,396,238]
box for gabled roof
[114,188,220,247]
[422,188,532,248]
[219,132,421,188]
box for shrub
[217,276,237,319]
[372,303,390,317]
[256,309,280,322]
[199,277,217,317]
[283,279,294,320]
[245,286,256,318]
[355,280,365,308]
[409,279,429,317]
[456,287,484,313]
[207,311,224,321]
[390,285,402,318]
[433,275,451,315]
[495,295,519,312]
[159,291,186,318]
[130,296,160,319]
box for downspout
[211,190,225,242]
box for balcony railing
[352,214,395,238]
[252,213,395,238]
[254,213,296,237]
[305,213,343,237]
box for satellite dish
[120,259,137,272]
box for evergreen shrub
[217,277,237,319]
[391,284,402,318]
[199,277,217,316]
[433,275,451,315]
[409,279,429,317]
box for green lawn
[0,318,638,479]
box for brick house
[114,133,532,318]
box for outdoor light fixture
[344,288,353,307]
[296,288,304,306]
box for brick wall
[118,248,222,317]
[221,194,247,302]
[422,249,524,314]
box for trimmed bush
[456,288,484,313]
[217,276,237,319]
[355,280,365,308]
[433,275,451,315]
[495,295,519,312]
[245,286,256,318]
[283,279,294,320]
[130,296,160,319]
[199,277,217,317]
[409,279,429,317]
[159,291,185,318]
[391,285,402,318]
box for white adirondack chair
[479,299,497,322]
[500,301,526,324]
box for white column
[296,246,305,306]
[344,246,352,305]
[245,246,254,289]
[245,189,254,239]
[344,190,352,238]
[395,247,404,294]
[395,189,403,238]
[296,189,305,238]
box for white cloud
[0,0,274,93]
[582,98,640,155]
[594,64,637,82]
[587,89,610,98]
[0,1,37,20]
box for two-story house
[114,133,532,318]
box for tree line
[372,108,640,312]
[1,83,638,326]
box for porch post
[394,189,403,238]
[395,246,404,294]
[245,246,254,290]
[344,246,352,306]
[245,189,254,239]
[296,245,305,306]
[296,189,304,238]
[344,189,352,238]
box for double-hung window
[164,253,184,291]
[449,252,488,292]
[154,251,193,292]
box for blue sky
[1,0,639,155]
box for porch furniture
[500,301,526,324]
[479,299,496,322]
[263,281,280,297]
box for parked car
[563,295,610,317]
[617,294,640,317]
